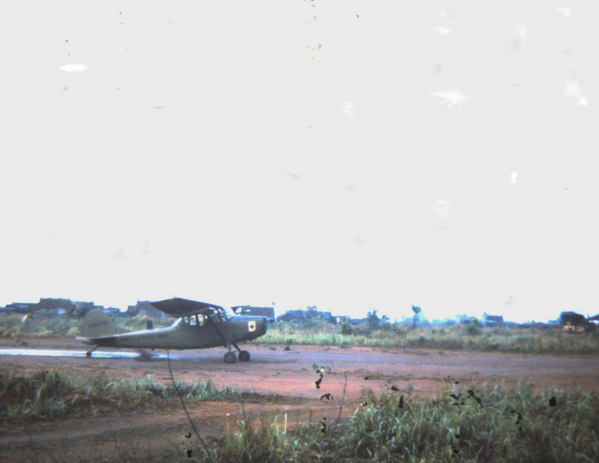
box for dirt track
[1,337,598,462]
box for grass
[6,380,598,462]
[0,314,82,337]
[209,381,599,463]
[0,368,243,424]
[6,378,598,463]
[2,312,597,355]
[3,365,597,462]
[0,313,172,338]
[256,320,599,355]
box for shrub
[465,319,482,336]
[340,321,353,335]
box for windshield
[222,307,236,319]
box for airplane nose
[260,317,268,334]
[245,317,267,339]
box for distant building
[38,298,76,312]
[483,313,504,326]
[559,311,586,326]
[5,302,39,313]
[559,311,594,334]
[585,314,598,334]
[276,309,307,322]
[276,307,336,323]
[72,301,104,318]
[335,315,352,325]
[232,306,275,322]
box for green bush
[340,321,353,335]
[465,320,483,336]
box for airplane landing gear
[86,346,98,358]
[232,342,252,361]
[224,343,251,363]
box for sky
[1,1,598,323]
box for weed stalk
[166,349,213,463]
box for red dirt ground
[1,336,598,462]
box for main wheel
[238,350,250,361]
[86,351,92,358]
[224,352,237,364]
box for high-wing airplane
[76,298,268,363]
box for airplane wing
[150,298,225,318]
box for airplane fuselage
[88,315,267,350]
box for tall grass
[0,369,242,424]
[212,381,599,462]
[257,320,599,354]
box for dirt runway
[1,337,598,462]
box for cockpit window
[175,315,205,327]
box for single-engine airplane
[77,298,268,363]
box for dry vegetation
[212,381,599,463]
[2,313,598,355]
[1,313,598,462]
[257,318,599,355]
[2,369,598,462]
[0,369,243,425]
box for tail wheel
[224,352,237,364]
[238,350,250,362]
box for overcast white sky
[1,1,598,323]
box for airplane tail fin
[79,309,131,338]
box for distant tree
[377,314,393,331]
[340,320,353,335]
[411,305,422,327]
[367,310,380,329]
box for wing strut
[206,316,230,348]
[206,317,248,363]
